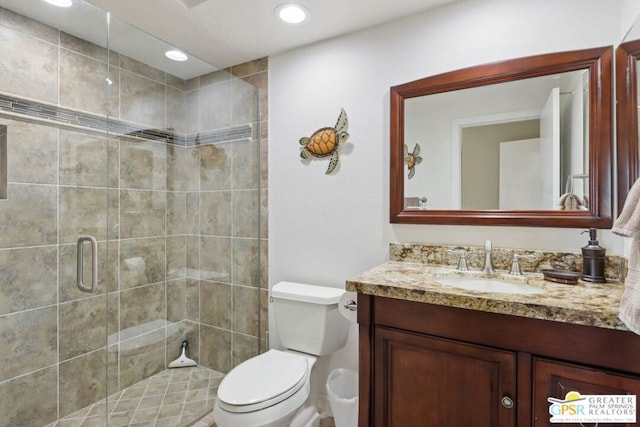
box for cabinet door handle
[501,396,514,409]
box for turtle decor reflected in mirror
[404,143,422,180]
[299,108,350,174]
[390,46,613,227]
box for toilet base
[290,405,320,427]
[213,402,320,427]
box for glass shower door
[0,0,114,425]
[0,0,264,424]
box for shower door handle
[77,236,98,293]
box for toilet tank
[272,281,349,356]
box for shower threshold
[45,366,223,427]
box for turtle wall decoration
[299,108,350,174]
[404,143,422,179]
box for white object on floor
[168,340,198,368]
[326,369,358,427]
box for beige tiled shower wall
[228,57,269,366]
[182,58,269,374]
[0,5,267,426]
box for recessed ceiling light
[173,0,208,9]
[275,3,309,24]
[165,50,188,62]
[43,0,72,7]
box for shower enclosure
[0,1,263,425]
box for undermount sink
[435,277,544,295]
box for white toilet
[213,281,350,427]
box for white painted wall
[269,0,636,416]
[621,0,640,41]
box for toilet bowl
[213,281,350,427]
[213,349,316,427]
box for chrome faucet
[509,254,536,275]
[482,240,494,273]
[447,249,468,271]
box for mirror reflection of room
[404,69,589,211]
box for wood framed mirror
[616,39,640,215]
[390,46,613,227]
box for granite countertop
[346,261,627,330]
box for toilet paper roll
[338,291,358,322]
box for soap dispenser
[581,228,606,283]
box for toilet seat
[217,350,309,413]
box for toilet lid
[217,350,309,413]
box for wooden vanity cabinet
[375,326,516,426]
[533,359,640,427]
[358,295,640,427]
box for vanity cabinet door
[374,326,516,427]
[533,358,640,427]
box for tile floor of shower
[41,365,337,427]
[44,366,221,427]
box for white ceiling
[0,0,458,79]
[83,0,458,69]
